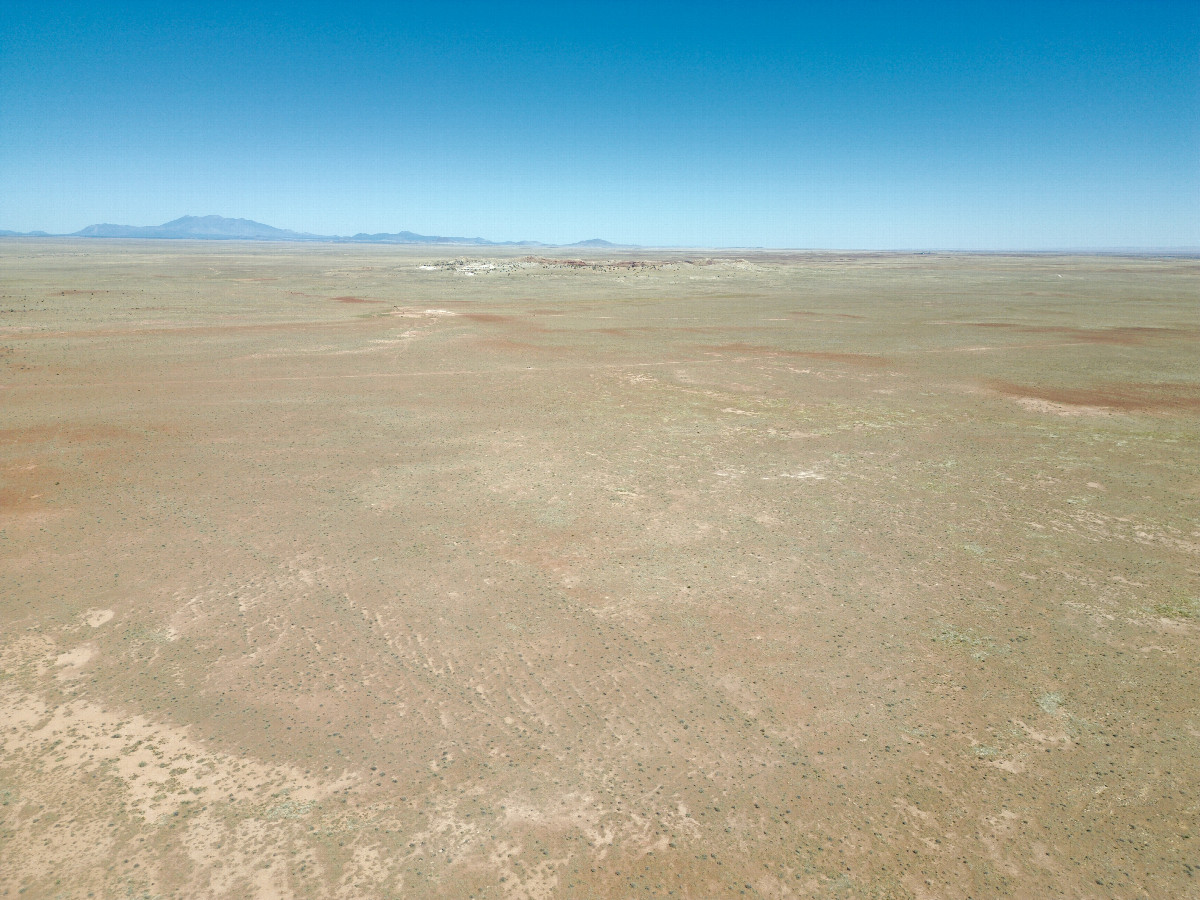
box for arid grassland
[1,241,1198,899]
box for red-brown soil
[989,379,1200,412]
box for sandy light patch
[84,607,114,627]
[1014,396,1114,416]
[2,678,357,824]
[54,644,96,677]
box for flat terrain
[1,241,1198,899]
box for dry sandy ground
[1,241,1198,899]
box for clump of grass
[264,799,316,821]
[1037,692,1064,715]
[123,624,174,644]
[934,625,1006,661]
[1148,596,1199,620]
[936,625,980,646]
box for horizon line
[1,234,1197,256]
[2,215,1198,255]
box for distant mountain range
[2,215,628,247]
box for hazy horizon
[2,2,1197,249]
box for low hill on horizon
[37,215,634,248]
[73,216,326,241]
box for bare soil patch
[711,342,891,366]
[990,379,1200,412]
[963,323,1195,345]
[462,312,516,323]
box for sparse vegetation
[1149,596,1200,620]
[1037,692,1065,715]
[2,243,1197,898]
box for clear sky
[1,1,1197,248]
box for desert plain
[1,240,1198,899]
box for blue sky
[1,2,1197,247]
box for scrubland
[2,241,1198,898]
